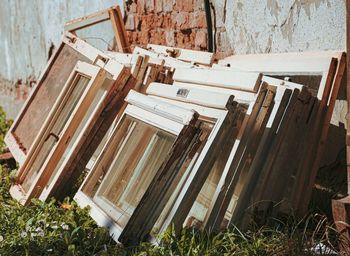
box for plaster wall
[213,0,346,53]
[0,0,123,83]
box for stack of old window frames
[216,51,346,228]
[4,5,347,246]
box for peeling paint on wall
[0,0,122,82]
[212,0,345,54]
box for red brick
[190,31,196,46]
[155,0,163,13]
[139,30,150,45]
[163,0,174,12]
[190,11,206,28]
[183,0,193,12]
[195,30,207,49]
[174,0,182,11]
[172,11,189,29]
[162,13,174,29]
[146,0,155,12]
[175,32,185,48]
[150,30,166,45]
[137,0,146,14]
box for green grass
[0,106,344,255]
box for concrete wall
[0,0,122,83]
[0,0,122,118]
[213,0,346,53]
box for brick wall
[124,0,209,50]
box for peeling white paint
[0,0,123,82]
[213,0,346,54]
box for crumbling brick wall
[124,0,209,50]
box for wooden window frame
[9,61,127,205]
[146,44,214,66]
[5,32,125,166]
[216,52,346,219]
[164,77,304,231]
[172,67,263,93]
[64,6,130,53]
[217,51,344,101]
[132,47,198,68]
[74,90,199,243]
[126,83,244,239]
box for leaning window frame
[5,32,123,166]
[64,6,130,53]
[167,76,304,230]
[74,90,198,242]
[10,61,119,205]
[137,83,245,238]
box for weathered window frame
[125,83,245,240]
[10,61,128,205]
[215,52,346,220]
[146,44,214,66]
[166,71,304,231]
[64,6,130,53]
[5,32,124,166]
[74,90,199,243]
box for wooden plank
[109,6,131,53]
[248,89,300,214]
[147,44,214,65]
[142,63,164,94]
[218,52,344,100]
[172,81,257,105]
[147,83,233,110]
[262,89,313,213]
[134,55,150,92]
[205,85,276,230]
[220,51,344,74]
[297,53,346,215]
[125,90,197,125]
[230,89,292,229]
[256,89,311,208]
[165,104,246,235]
[133,47,195,68]
[173,68,263,92]
[282,97,320,213]
[131,56,143,77]
[203,84,268,229]
[64,8,110,32]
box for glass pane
[152,120,214,234]
[185,124,239,228]
[45,80,111,188]
[21,75,90,192]
[75,20,115,51]
[85,115,176,229]
[13,45,91,152]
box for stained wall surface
[213,0,346,54]
[0,0,122,82]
